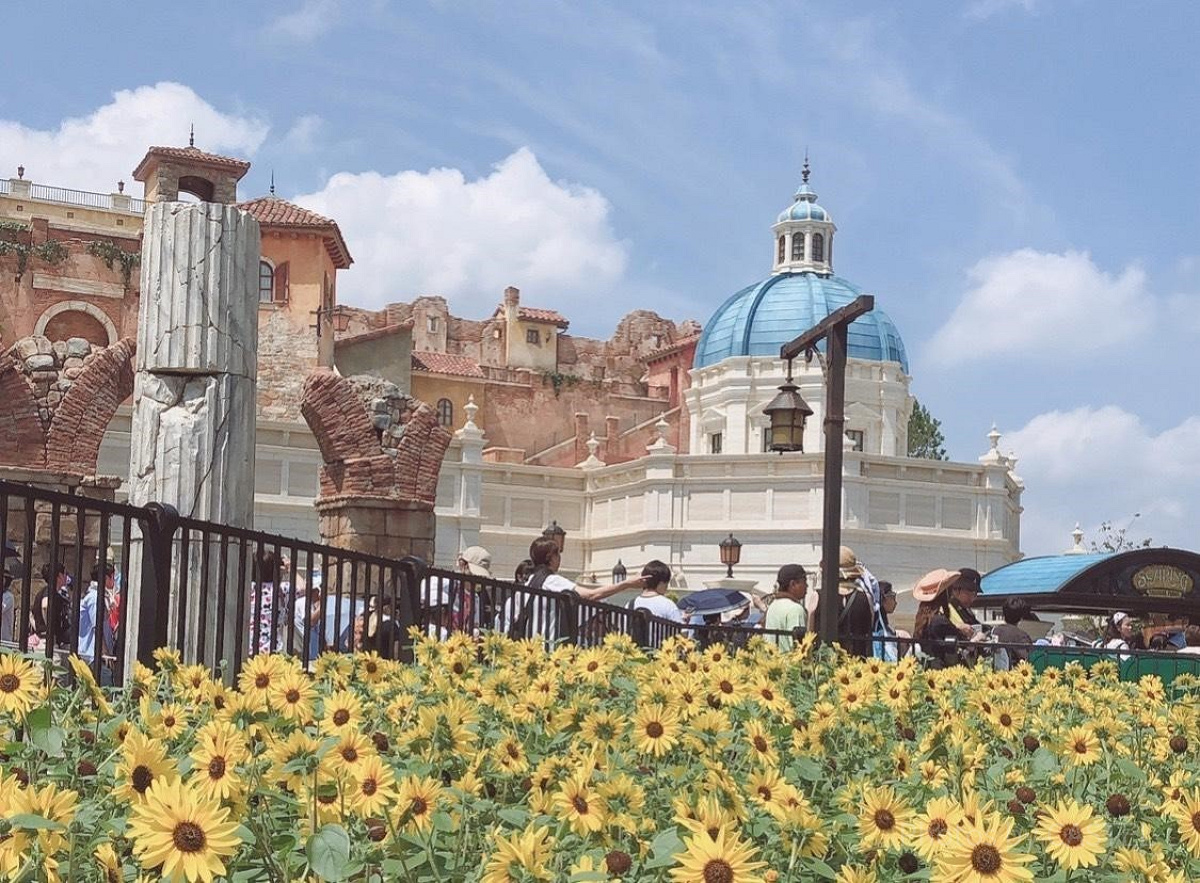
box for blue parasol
[677,589,750,617]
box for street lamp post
[542,521,566,553]
[719,533,742,579]
[778,294,874,644]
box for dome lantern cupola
[772,157,835,276]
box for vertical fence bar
[233,538,249,676]
[113,515,132,687]
[135,502,179,670]
[95,514,111,683]
[44,501,62,659]
[18,496,35,653]
[71,504,85,663]
[176,528,191,651]
[197,530,211,668]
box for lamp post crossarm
[780,294,874,360]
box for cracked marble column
[126,202,260,673]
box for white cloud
[281,114,324,153]
[1005,406,1200,554]
[265,0,341,43]
[927,249,1152,365]
[295,148,629,314]
[965,0,1040,20]
[0,83,268,193]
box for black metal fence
[3,479,1198,686]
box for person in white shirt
[630,560,683,622]
[501,537,645,642]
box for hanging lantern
[762,363,813,453]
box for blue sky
[3,1,1198,554]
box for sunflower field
[1,632,1199,882]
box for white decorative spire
[646,415,677,454]
[1066,523,1086,554]
[979,423,1007,466]
[454,394,485,453]
[577,431,605,469]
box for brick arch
[301,368,452,507]
[34,301,119,346]
[0,354,48,468]
[301,369,382,464]
[45,338,136,476]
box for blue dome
[777,201,828,222]
[693,273,909,372]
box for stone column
[125,202,260,671]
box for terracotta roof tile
[646,332,702,362]
[237,196,353,269]
[492,303,570,328]
[411,351,485,378]
[133,146,251,177]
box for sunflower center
[572,795,589,814]
[646,722,664,738]
[131,765,153,793]
[507,744,521,759]
[285,689,301,704]
[970,844,1001,873]
[172,821,207,854]
[365,662,378,674]
[0,674,19,693]
[999,713,1012,726]
[1059,824,1083,847]
[761,689,774,701]
[753,736,768,752]
[208,757,227,779]
[874,809,896,830]
[587,662,599,672]
[702,858,734,883]
[254,674,270,689]
[362,778,378,796]
[758,786,772,801]
[163,716,176,727]
[929,819,948,838]
[342,747,358,762]
[411,796,428,815]
[1191,812,1200,834]
[1074,740,1088,753]
[332,709,350,726]
[719,680,734,694]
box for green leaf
[306,824,352,882]
[790,756,825,782]
[234,824,256,847]
[643,827,684,869]
[430,810,455,833]
[1031,746,1059,777]
[8,813,66,832]
[497,807,528,827]
[806,858,838,879]
[24,707,64,757]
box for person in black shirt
[836,547,874,657]
[991,598,1034,665]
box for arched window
[436,398,454,427]
[791,232,805,261]
[777,236,785,263]
[812,233,825,263]
[258,260,274,303]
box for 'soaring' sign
[1131,565,1194,599]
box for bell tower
[132,129,251,204]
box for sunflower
[858,785,915,852]
[268,667,317,723]
[267,730,326,792]
[744,720,778,767]
[350,754,396,818]
[597,773,646,832]
[934,812,1034,883]
[189,720,248,802]
[1033,798,1106,870]
[116,729,178,805]
[480,824,554,883]
[12,781,78,855]
[394,774,444,832]
[236,654,286,707]
[676,795,742,843]
[1061,725,1101,767]
[127,777,242,883]
[328,730,375,780]
[670,827,766,883]
[68,654,112,714]
[910,797,964,861]
[95,842,123,883]
[492,733,530,776]
[579,709,626,747]
[0,652,41,718]
[555,770,607,836]
[835,866,878,883]
[149,701,190,741]
[1170,787,1200,858]
[319,689,364,735]
[633,704,681,757]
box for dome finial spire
[801,150,810,185]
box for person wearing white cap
[1101,612,1135,651]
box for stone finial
[1066,522,1086,554]
[979,423,1007,467]
[577,431,606,469]
[463,394,479,428]
[455,394,485,451]
[646,415,677,454]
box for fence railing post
[560,593,580,646]
[632,608,651,650]
[394,556,426,663]
[136,502,179,668]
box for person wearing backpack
[836,547,874,657]
[501,537,645,643]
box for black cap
[956,568,982,592]
[776,564,808,588]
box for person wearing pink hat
[911,569,974,668]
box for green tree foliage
[907,398,948,460]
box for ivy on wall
[86,240,141,289]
